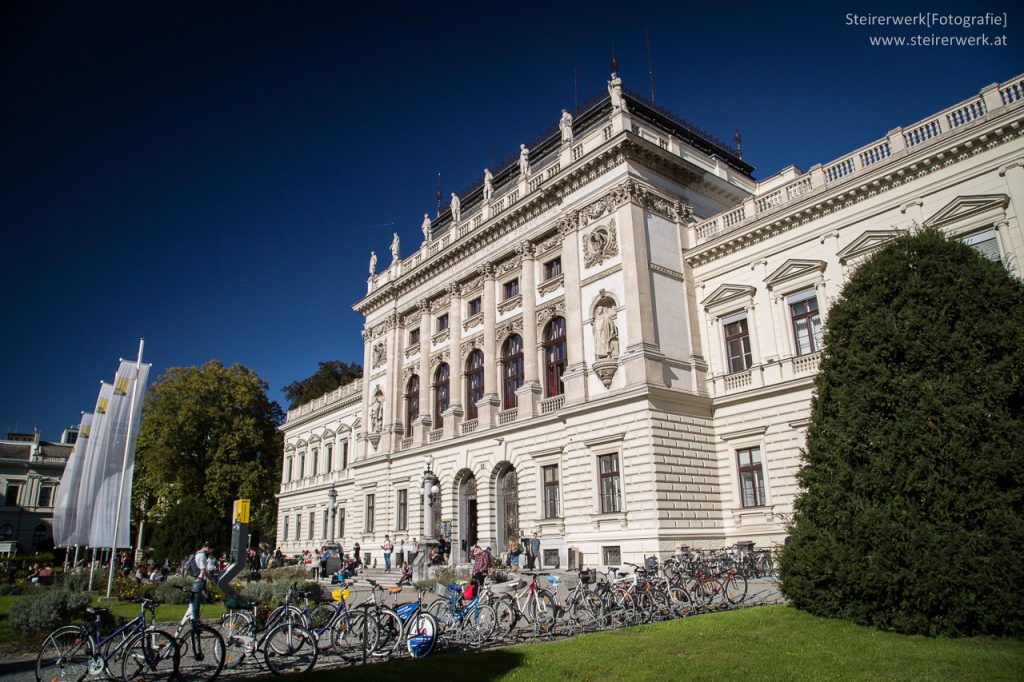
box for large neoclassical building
[277,71,1024,569]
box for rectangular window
[326,444,333,472]
[338,508,345,537]
[285,457,292,482]
[598,454,622,514]
[311,447,319,477]
[298,452,305,479]
[365,494,375,533]
[397,489,408,531]
[341,439,349,469]
[602,546,621,566]
[409,328,420,347]
[723,314,752,373]
[467,297,482,316]
[283,515,289,541]
[296,514,302,541]
[543,549,560,568]
[789,291,822,356]
[38,485,54,508]
[436,313,449,332]
[503,279,520,300]
[4,484,21,507]
[323,510,329,539]
[738,446,767,508]
[543,257,562,280]
[542,465,560,519]
[961,229,1002,265]
[308,511,314,540]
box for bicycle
[171,587,226,681]
[36,598,180,682]
[428,581,497,645]
[217,587,318,675]
[558,569,604,635]
[490,571,559,638]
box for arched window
[502,334,524,409]
[543,317,567,397]
[405,375,420,436]
[434,363,450,428]
[466,350,485,420]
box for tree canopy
[282,359,362,409]
[134,360,284,557]
[779,228,1024,637]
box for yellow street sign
[233,499,250,524]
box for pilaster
[619,201,665,387]
[481,264,499,420]
[446,282,464,432]
[518,241,541,415]
[558,214,587,405]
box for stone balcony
[710,352,822,398]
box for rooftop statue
[483,169,493,201]
[422,214,431,241]
[450,193,461,223]
[368,250,377,275]
[391,232,400,261]
[560,109,573,145]
[608,71,628,112]
[519,144,530,178]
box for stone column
[387,310,404,453]
[619,201,666,387]
[558,213,587,404]
[515,240,542,417]
[444,282,464,437]
[415,299,432,445]
[360,327,375,458]
[478,264,501,425]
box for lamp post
[327,486,337,542]
[414,454,441,582]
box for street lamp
[415,454,441,582]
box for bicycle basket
[547,575,560,587]
[331,587,351,602]
[434,583,449,598]
[644,556,658,571]
[580,569,596,584]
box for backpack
[182,552,202,578]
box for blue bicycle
[427,582,496,646]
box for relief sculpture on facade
[592,293,620,388]
[371,342,386,369]
[583,219,619,268]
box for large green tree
[779,228,1024,637]
[134,361,284,557]
[281,359,361,409]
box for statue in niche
[370,393,383,434]
[593,301,620,360]
[483,169,493,201]
[368,251,377,275]
[422,214,431,241]
[560,109,573,145]
[390,232,400,261]
[583,220,619,268]
[450,193,461,223]
[519,144,531,178]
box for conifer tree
[779,228,1024,637]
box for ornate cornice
[462,312,483,331]
[535,231,562,256]
[538,273,564,295]
[432,328,450,344]
[497,294,523,315]
[536,297,566,326]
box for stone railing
[429,429,444,443]
[286,379,364,422]
[400,437,414,450]
[540,394,565,414]
[793,352,822,375]
[461,419,479,435]
[691,72,1024,245]
[498,408,518,425]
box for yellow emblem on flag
[81,425,91,438]
[114,376,131,396]
[97,397,109,414]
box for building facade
[0,429,75,554]
[277,72,1024,568]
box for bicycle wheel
[262,623,317,676]
[463,603,496,645]
[268,605,307,628]
[611,590,636,627]
[309,604,334,631]
[403,611,438,659]
[568,598,600,632]
[177,623,225,682]
[120,629,179,681]
[724,573,748,605]
[36,625,91,682]
[490,597,517,639]
[634,592,655,624]
[667,585,695,617]
[426,599,454,632]
[329,612,377,661]
[369,607,403,658]
[217,611,253,669]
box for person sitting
[37,564,55,585]
[339,555,359,580]
[27,563,41,585]
[397,561,413,587]
[149,567,163,581]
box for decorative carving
[580,186,628,226]
[461,335,483,358]
[537,298,566,326]
[404,346,420,359]
[535,232,562,255]
[430,350,450,369]
[370,391,384,434]
[497,294,522,315]
[446,281,462,297]
[371,342,386,369]
[583,219,619,268]
[496,256,520,277]
[417,298,431,313]
[462,275,483,293]
[516,240,536,260]
[592,358,619,388]
[432,328,450,344]
[478,263,496,279]
[556,213,579,237]
[462,312,484,331]
[538,273,564,296]
[496,317,524,344]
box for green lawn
[291,605,1022,682]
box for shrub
[9,590,91,636]
[62,568,109,592]
[261,566,312,583]
[240,581,274,605]
[154,575,194,605]
[272,579,320,605]
[779,228,1024,637]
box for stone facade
[277,72,1024,567]
[0,429,75,553]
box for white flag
[71,383,116,548]
[52,413,93,548]
[87,360,150,548]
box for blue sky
[2,1,1021,440]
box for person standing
[381,535,394,573]
[189,540,213,621]
[319,547,329,579]
[471,545,490,589]
[353,542,362,568]
[408,537,419,566]
[529,533,541,570]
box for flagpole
[105,338,145,599]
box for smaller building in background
[0,428,75,554]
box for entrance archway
[495,464,519,555]
[457,472,478,562]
